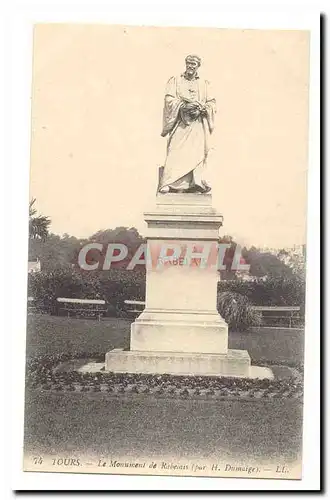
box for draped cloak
[160,74,216,192]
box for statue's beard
[185,69,196,79]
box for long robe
[160,74,216,192]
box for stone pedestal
[105,193,252,378]
[105,349,251,377]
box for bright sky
[29,24,310,248]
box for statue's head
[185,55,201,78]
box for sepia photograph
[19,21,316,483]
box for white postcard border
[4,1,321,493]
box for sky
[29,24,310,248]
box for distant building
[28,259,41,274]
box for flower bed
[25,352,303,400]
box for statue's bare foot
[159,186,170,194]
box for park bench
[124,300,302,328]
[124,300,145,318]
[56,297,107,321]
[251,306,301,328]
[27,296,37,314]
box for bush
[217,291,262,331]
[218,276,305,309]
[28,268,146,315]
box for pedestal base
[130,309,228,354]
[104,194,267,379]
[105,348,252,378]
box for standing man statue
[159,55,216,194]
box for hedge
[28,270,305,316]
[218,276,305,311]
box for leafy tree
[218,235,295,280]
[29,198,51,240]
[219,235,238,280]
[242,247,294,279]
[29,233,84,270]
[277,247,306,277]
[87,227,146,270]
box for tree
[29,198,51,240]
[277,246,306,277]
[85,227,146,270]
[218,235,236,280]
[29,233,83,270]
[218,236,295,280]
[241,247,294,279]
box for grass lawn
[24,314,304,470]
[25,314,304,366]
[25,315,130,359]
[24,390,302,465]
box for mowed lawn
[24,314,304,467]
[24,390,303,465]
[25,314,304,366]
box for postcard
[23,23,312,481]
